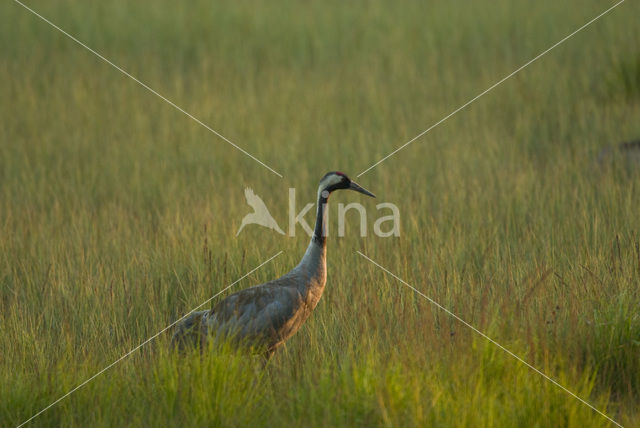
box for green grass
[2,0,640,426]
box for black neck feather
[312,191,329,246]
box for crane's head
[318,171,376,199]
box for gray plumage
[597,140,640,169]
[171,171,375,359]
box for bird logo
[236,188,285,236]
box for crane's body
[171,172,374,359]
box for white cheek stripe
[317,174,343,199]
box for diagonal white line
[357,0,625,177]
[13,0,283,178]
[356,251,623,428]
[17,251,284,427]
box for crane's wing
[170,310,209,351]
[206,279,305,350]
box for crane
[171,171,375,360]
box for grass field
[2,0,640,426]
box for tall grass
[1,0,639,426]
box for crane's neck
[312,186,329,247]
[296,186,329,292]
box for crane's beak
[349,181,376,198]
